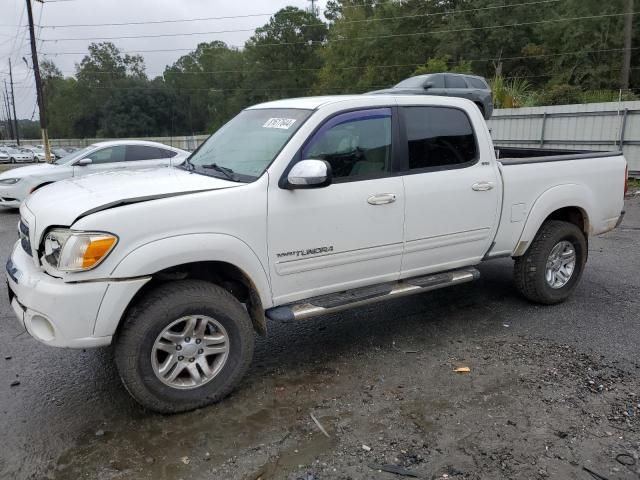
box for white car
[0,150,10,163]
[6,95,627,413]
[1,147,33,163]
[0,140,189,208]
[22,147,46,162]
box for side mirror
[76,158,93,166]
[287,159,332,189]
[423,81,434,90]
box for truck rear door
[396,103,501,277]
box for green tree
[243,7,328,102]
[163,41,246,133]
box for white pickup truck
[6,95,627,413]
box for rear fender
[513,184,593,256]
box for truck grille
[19,219,32,257]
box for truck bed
[488,148,626,258]
[495,146,622,165]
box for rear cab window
[401,106,478,171]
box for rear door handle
[472,182,494,191]
[367,193,396,205]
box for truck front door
[267,108,405,305]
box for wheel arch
[104,234,272,338]
[513,184,593,257]
[117,260,268,338]
[30,181,54,194]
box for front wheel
[514,220,587,305]
[115,280,255,413]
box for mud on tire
[514,220,587,305]
[115,280,255,414]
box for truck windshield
[185,108,312,182]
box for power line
[38,0,562,42]
[41,46,640,78]
[12,69,638,92]
[7,3,27,64]
[41,11,640,56]
[35,0,555,29]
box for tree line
[38,0,638,139]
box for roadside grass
[629,177,640,191]
[0,164,29,173]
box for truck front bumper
[6,241,148,349]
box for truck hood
[23,167,239,230]
[0,163,58,179]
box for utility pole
[3,84,14,140]
[308,0,318,16]
[621,0,634,91]
[8,61,19,146]
[26,0,51,160]
[0,94,10,140]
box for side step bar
[266,267,480,322]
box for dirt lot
[1,194,639,480]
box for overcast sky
[1,0,328,120]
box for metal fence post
[619,108,629,152]
[540,112,547,147]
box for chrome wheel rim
[151,315,229,390]
[545,240,576,289]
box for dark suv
[368,73,493,119]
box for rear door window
[467,77,488,89]
[126,145,165,161]
[402,106,478,171]
[445,75,468,88]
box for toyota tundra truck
[6,95,628,413]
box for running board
[266,268,480,322]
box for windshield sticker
[263,118,297,130]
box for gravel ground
[0,193,639,480]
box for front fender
[110,233,273,308]
[514,183,594,255]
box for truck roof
[247,94,476,111]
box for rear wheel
[115,280,255,413]
[514,220,587,304]
[10,157,15,164]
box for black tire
[10,157,15,164]
[514,220,587,305]
[115,280,255,413]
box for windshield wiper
[201,163,239,181]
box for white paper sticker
[263,118,297,129]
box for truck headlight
[0,178,20,185]
[42,229,118,271]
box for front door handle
[367,193,397,205]
[472,182,494,192]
